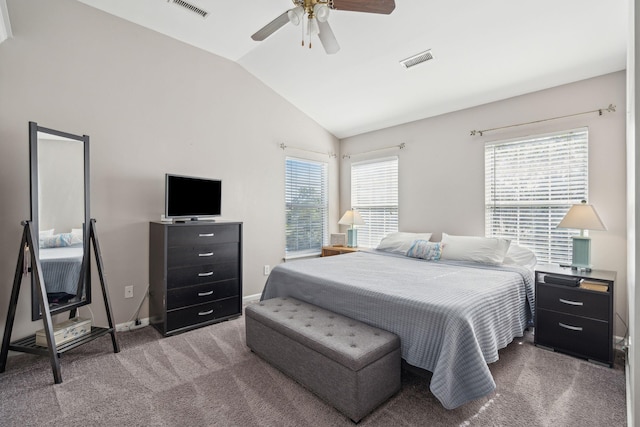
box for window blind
[351,156,398,248]
[285,157,328,257]
[485,128,588,264]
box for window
[485,128,588,264]
[351,157,399,248]
[285,157,328,257]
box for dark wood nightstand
[321,246,359,257]
[534,264,615,367]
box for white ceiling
[77,0,628,139]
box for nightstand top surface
[535,264,616,282]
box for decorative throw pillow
[40,233,73,249]
[440,233,511,265]
[377,232,433,255]
[406,240,442,260]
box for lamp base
[571,236,592,271]
[346,228,358,248]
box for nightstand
[321,246,359,257]
[534,264,615,367]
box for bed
[261,244,535,409]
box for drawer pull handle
[559,298,583,306]
[199,233,214,237]
[559,322,583,332]
[198,252,214,257]
[198,290,214,297]
[198,309,214,316]
[198,271,214,277]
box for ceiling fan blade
[330,0,395,14]
[317,21,340,54]
[251,11,290,41]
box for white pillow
[440,233,511,265]
[503,244,537,270]
[377,232,433,255]
[39,228,54,237]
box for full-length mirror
[29,122,91,320]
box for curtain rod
[470,104,616,137]
[279,143,336,158]
[342,143,406,159]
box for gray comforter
[261,250,535,409]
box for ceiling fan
[251,0,396,55]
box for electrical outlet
[263,265,270,276]
[125,285,134,299]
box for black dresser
[534,264,615,367]
[149,221,242,336]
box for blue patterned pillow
[40,233,73,248]
[406,240,441,260]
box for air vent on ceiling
[169,0,209,18]
[399,49,434,69]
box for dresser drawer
[167,242,239,268]
[167,280,239,310]
[166,297,240,332]
[168,224,239,247]
[536,284,609,321]
[167,261,239,289]
[536,309,609,363]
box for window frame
[350,156,399,248]
[484,128,589,264]
[284,156,329,259]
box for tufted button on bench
[245,297,401,422]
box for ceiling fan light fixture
[314,4,330,22]
[287,6,304,26]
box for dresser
[534,264,615,367]
[149,221,242,336]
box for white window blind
[351,157,398,248]
[485,128,588,264]
[285,157,328,257]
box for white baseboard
[116,317,150,332]
[243,293,261,303]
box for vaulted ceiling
[77,0,627,138]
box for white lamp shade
[338,209,365,226]
[557,200,606,231]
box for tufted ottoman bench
[245,297,401,422]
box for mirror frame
[29,121,91,321]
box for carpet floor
[0,311,627,426]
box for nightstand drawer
[167,242,239,268]
[167,261,239,289]
[536,309,609,363]
[536,284,609,321]
[167,279,239,310]
[166,297,240,332]
[168,224,240,247]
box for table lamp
[338,209,365,247]
[557,200,606,271]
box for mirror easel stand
[0,219,120,384]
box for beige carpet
[0,311,627,426]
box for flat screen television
[165,174,222,220]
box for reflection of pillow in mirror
[70,233,83,245]
[39,229,54,237]
[71,228,83,236]
[40,233,73,248]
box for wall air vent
[169,0,209,18]
[399,49,434,69]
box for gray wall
[0,0,339,338]
[340,71,628,337]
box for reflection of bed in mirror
[39,244,84,304]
